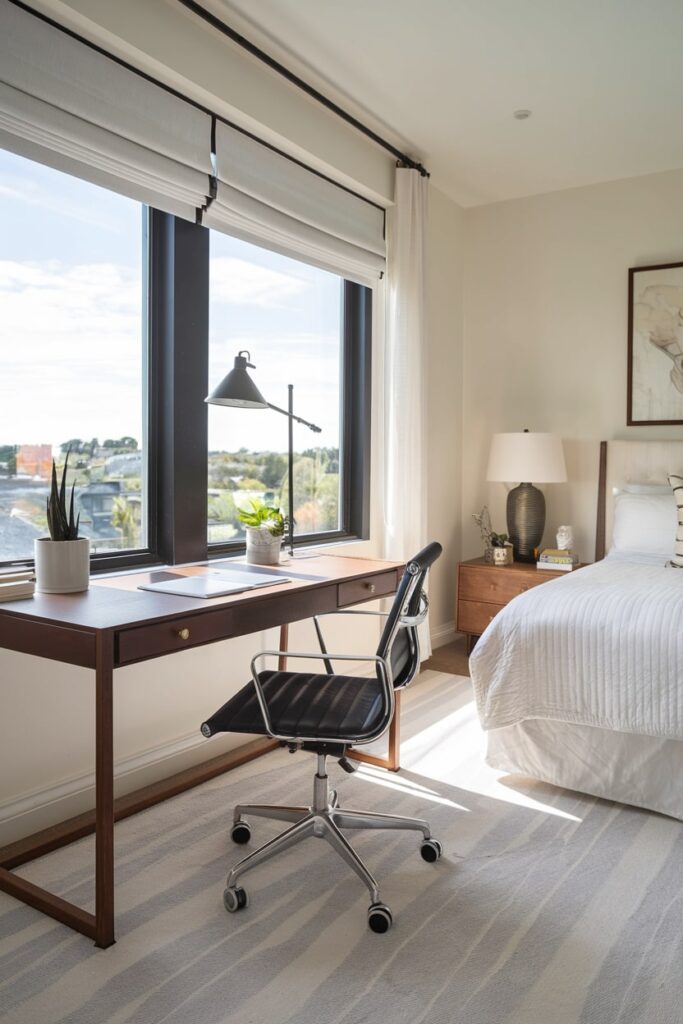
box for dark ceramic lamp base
[506,482,545,563]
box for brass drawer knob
[177,627,190,641]
[366,582,376,593]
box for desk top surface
[0,554,403,632]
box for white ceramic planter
[34,537,90,593]
[245,526,282,566]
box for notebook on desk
[138,569,291,599]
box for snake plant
[46,450,80,541]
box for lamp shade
[486,432,567,483]
[205,351,268,408]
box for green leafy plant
[489,532,510,548]
[46,450,80,541]
[237,498,288,537]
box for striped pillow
[669,474,683,567]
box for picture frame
[628,262,683,425]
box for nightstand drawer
[459,566,542,605]
[457,599,504,636]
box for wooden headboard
[595,439,683,560]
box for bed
[469,439,683,819]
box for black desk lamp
[205,350,322,556]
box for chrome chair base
[224,755,436,927]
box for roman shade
[204,122,386,283]
[0,1,213,221]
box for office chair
[200,541,443,933]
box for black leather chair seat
[202,670,384,740]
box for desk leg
[347,691,402,773]
[95,632,115,948]
[278,624,289,671]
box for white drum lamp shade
[486,432,567,484]
[486,431,567,562]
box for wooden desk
[0,554,403,947]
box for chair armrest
[312,609,389,674]
[249,650,394,745]
[313,609,390,619]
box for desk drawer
[117,607,233,665]
[457,599,504,636]
[338,570,398,608]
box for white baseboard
[430,622,457,649]
[0,729,246,847]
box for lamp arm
[266,402,322,433]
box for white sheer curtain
[383,167,432,658]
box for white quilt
[469,557,683,739]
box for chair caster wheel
[231,821,251,844]
[368,902,393,933]
[223,886,248,913]
[420,838,442,863]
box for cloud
[0,259,143,445]
[210,257,309,307]
[0,175,126,233]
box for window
[0,150,148,565]
[207,232,344,548]
[0,156,371,571]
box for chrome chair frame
[216,545,442,931]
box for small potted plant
[237,498,287,565]
[34,451,90,593]
[489,531,513,566]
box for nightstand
[456,557,582,653]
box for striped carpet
[2,669,683,1024]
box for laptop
[138,569,291,599]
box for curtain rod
[176,0,430,179]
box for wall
[426,186,465,641]
[0,4,465,843]
[461,167,683,563]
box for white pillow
[669,474,683,568]
[610,491,677,558]
[613,483,672,495]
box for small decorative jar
[493,544,513,566]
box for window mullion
[151,211,209,565]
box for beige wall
[426,186,465,638]
[461,167,683,564]
[0,7,465,842]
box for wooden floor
[422,635,470,677]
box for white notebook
[138,570,291,600]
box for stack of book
[0,569,36,602]
[537,548,579,572]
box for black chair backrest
[376,541,442,689]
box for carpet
[1,669,682,1024]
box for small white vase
[34,537,90,594]
[245,527,282,566]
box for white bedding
[470,556,683,740]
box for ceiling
[211,0,683,207]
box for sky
[0,148,342,455]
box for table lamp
[486,430,567,562]
[206,351,321,556]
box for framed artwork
[628,262,683,425]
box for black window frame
[0,207,372,572]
